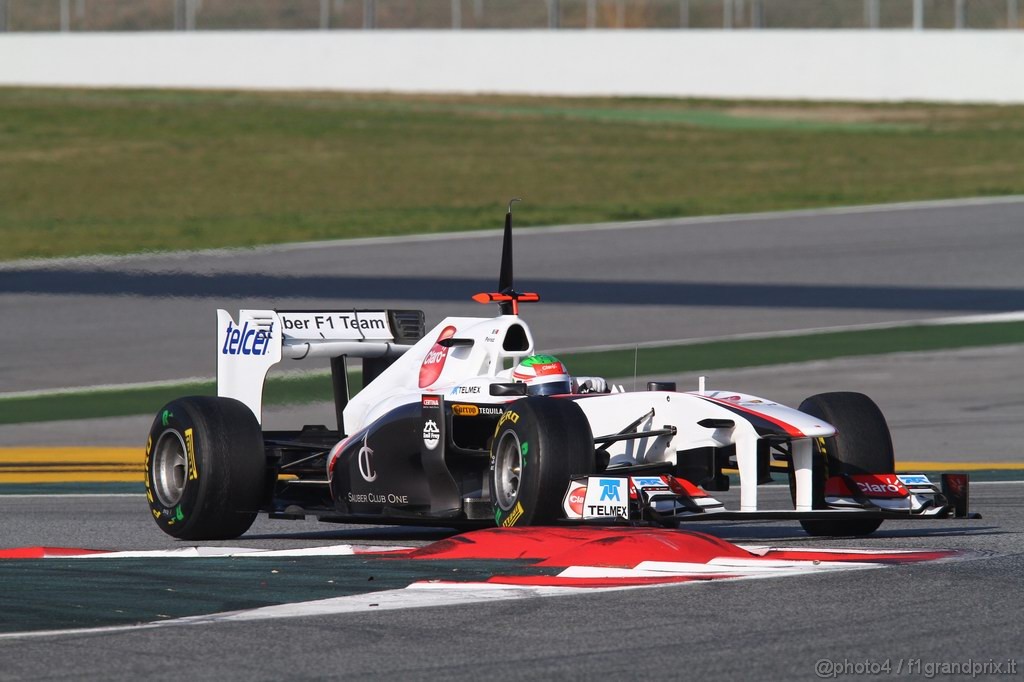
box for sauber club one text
[347,492,410,504]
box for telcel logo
[222,322,272,356]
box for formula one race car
[145,204,974,540]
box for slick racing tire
[790,392,896,537]
[145,396,266,540]
[490,397,594,527]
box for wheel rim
[152,430,189,507]
[493,430,522,511]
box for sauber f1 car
[145,204,976,540]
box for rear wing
[217,308,424,424]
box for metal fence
[0,0,1020,32]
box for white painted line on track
[0,623,165,641]
[550,311,1024,355]
[70,544,411,559]
[954,480,1024,486]
[3,195,1022,271]
[0,367,346,400]
[179,584,600,625]
[0,549,901,640]
[0,378,212,400]
[0,585,594,641]
[0,493,144,499]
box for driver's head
[512,355,572,396]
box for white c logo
[358,433,377,482]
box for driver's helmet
[512,355,572,396]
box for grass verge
[3,88,1024,260]
[2,320,1022,425]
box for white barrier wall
[2,30,1024,103]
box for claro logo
[568,485,586,515]
[418,325,457,388]
[853,475,908,498]
[222,322,272,356]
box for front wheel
[790,392,896,537]
[145,396,266,540]
[490,397,594,527]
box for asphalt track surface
[3,196,1024,393]
[5,344,1023,463]
[1,199,1023,679]
[0,485,1021,681]
[7,196,1024,458]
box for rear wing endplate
[217,308,424,424]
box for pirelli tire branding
[184,428,199,482]
[489,398,595,528]
[493,409,520,436]
[489,409,546,528]
[145,396,265,541]
[145,407,198,529]
[491,409,527,527]
[144,435,152,502]
[501,501,525,527]
[497,438,530,528]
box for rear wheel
[790,392,895,537]
[145,396,266,540]
[490,397,594,526]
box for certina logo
[221,322,272,356]
[357,433,377,483]
[418,325,457,388]
[422,419,440,450]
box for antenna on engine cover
[498,198,519,294]
[472,199,539,315]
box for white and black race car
[145,204,974,540]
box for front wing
[562,472,979,527]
